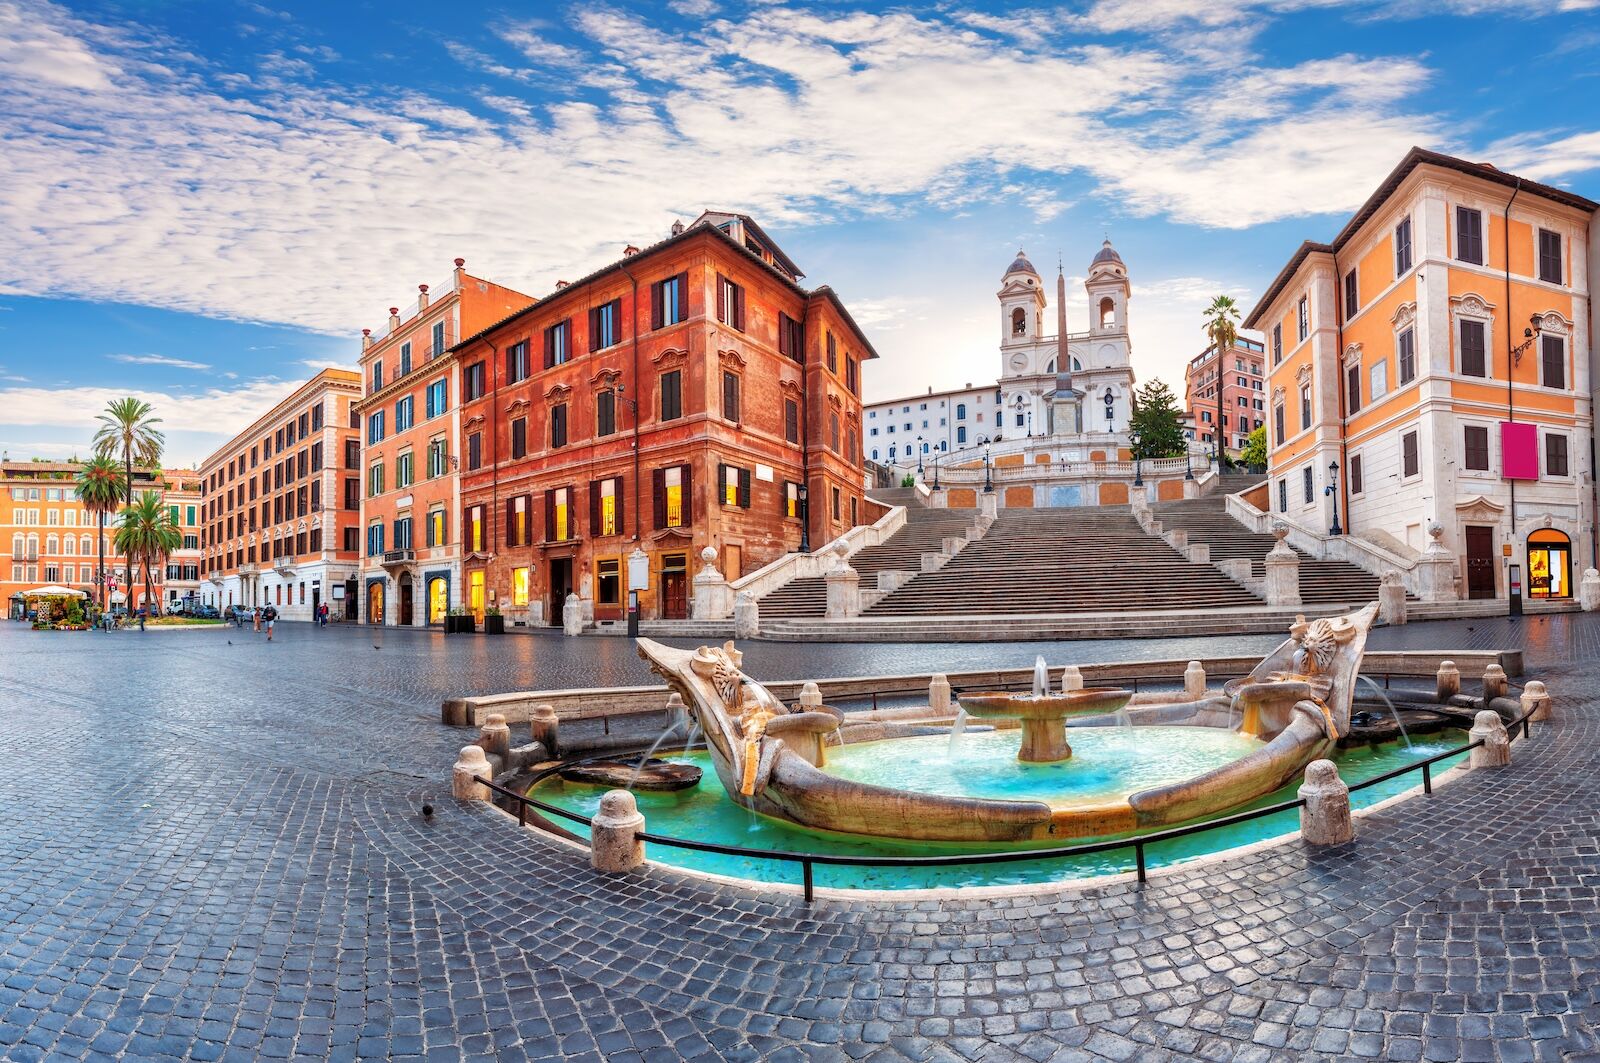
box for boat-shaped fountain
[634,602,1380,844]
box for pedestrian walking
[263,604,277,641]
[253,608,261,633]
[137,606,146,632]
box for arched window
[1046,359,1055,373]
[1099,297,1115,328]
[1011,307,1027,335]
[63,536,75,556]
[871,448,880,461]
[939,441,947,452]
[888,445,897,459]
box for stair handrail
[731,505,909,601]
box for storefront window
[597,558,620,605]
[512,567,531,607]
[1527,529,1571,599]
[468,570,485,622]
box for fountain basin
[959,688,1133,762]
[1222,676,1318,738]
[558,758,702,792]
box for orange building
[448,212,875,626]
[198,369,364,620]
[353,260,534,626]
[1246,147,1597,602]
[157,468,203,611]
[1183,337,1266,455]
[1,458,191,616]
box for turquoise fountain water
[532,728,1469,890]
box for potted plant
[482,605,505,635]
[445,606,474,634]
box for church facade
[865,242,1138,468]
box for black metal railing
[471,704,1536,902]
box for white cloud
[0,0,116,89]
[108,353,212,370]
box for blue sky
[2,0,1598,467]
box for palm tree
[114,492,181,616]
[1201,295,1241,468]
[92,397,165,592]
[74,457,126,614]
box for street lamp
[981,436,993,493]
[916,435,924,474]
[1324,460,1342,535]
[1130,429,1144,487]
[797,485,810,553]
[931,449,942,490]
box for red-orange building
[451,212,875,625]
[1183,336,1267,455]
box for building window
[512,567,530,607]
[550,403,568,448]
[506,341,530,384]
[1277,479,1288,512]
[432,320,446,357]
[1540,335,1565,390]
[1401,429,1419,478]
[829,413,841,452]
[544,319,571,368]
[716,274,746,331]
[366,523,384,557]
[310,442,323,472]
[1369,359,1388,402]
[368,462,384,497]
[464,361,486,401]
[466,504,484,553]
[506,495,530,547]
[425,378,447,418]
[1302,466,1314,504]
[659,370,682,421]
[393,517,412,551]
[722,371,741,422]
[957,425,967,444]
[344,478,359,510]
[831,486,841,521]
[1299,384,1311,430]
[596,389,616,437]
[399,341,412,377]
[652,273,688,328]
[783,481,800,518]
[370,362,382,394]
[719,464,751,508]
[426,508,446,548]
[545,486,572,541]
[1464,425,1490,471]
[1349,454,1363,495]
[345,438,360,469]
[592,477,621,536]
[1459,319,1487,378]
[846,357,857,395]
[1395,216,1412,276]
[510,416,527,459]
[1345,363,1361,415]
[1546,432,1570,477]
[1397,327,1416,386]
[784,399,799,444]
[1272,324,1282,365]
[395,396,414,433]
[367,411,385,445]
[1538,228,1563,285]
[1343,269,1358,319]
[778,313,803,361]
[1296,296,1308,342]
[467,432,481,471]
[826,332,838,373]
[590,299,621,352]
[396,450,414,488]
[654,465,691,528]
[1455,206,1484,265]
[427,437,447,479]
[597,558,621,605]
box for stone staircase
[757,504,981,619]
[1152,489,1397,607]
[859,507,1262,617]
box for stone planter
[482,615,505,635]
[445,615,475,634]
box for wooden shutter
[738,467,751,508]
[681,463,694,525]
[567,483,579,538]
[717,463,729,505]
[716,273,726,323]
[614,476,625,534]
[778,313,791,358]
[589,307,600,353]
[543,327,555,369]
[734,284,745,331]
[652,468,666,529]
[651,282,664,330]
[675,272,688,321]
[544,490,555,542]
[589,479,600,532]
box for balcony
[273,556,295,574]
[381,548,415,567]
[237,562,258,576]
[207,570,223,584]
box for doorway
[722,544,742,581]
[344,579,358,620]
[367,581,385,624]
[398,574,414,625]
[661,553,688,619]
[428,577,448,625]
[311,588,320,621]
[1527,529,1572,599]
[549,558,573,626]
[1464,525,1496,600]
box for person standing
[137,605,146,632]
[263,604,277,642]
[253,607,261,633]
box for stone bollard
[1582,568,1600,612]
[452,745,492,801]
[929,673,951,714]
[1059,665,1083,693]
[1184,660,1206,700]
[733,591,759,639]
[562,593,584,636]
[1378,570,1407,625]
[1299,759,1353,846]
[1481,664,1508,702]
[590,789,646,872]
[799,681,823,709]
[1263,527,1301,607]
[1521,680,1551,723]
[479,713,511,761]
[1469,710,1510,769]
[529,703,559,756]
[1436,660,1461,701]
[665,692,688,731]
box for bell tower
[1085,239,1130,336]
[998,250,1047,359]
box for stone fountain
[958,658,1131,762]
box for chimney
[388,307,400,333]
[555,280,569,290]
[623,245,640,257]
[418,283,430,310]
[670,219,685,236]
[361,328,372,351]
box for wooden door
[723,544,742,581]
[662,571,687,619]
[1464,525,1496,600]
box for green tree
[113,491,181,615]
[92,397,165,593]
[74,456,126,614]
[1240,426,1267,468]
[1201,295,1241,464]
[1129,379,1186,459]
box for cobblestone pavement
[0,611,1595,1062]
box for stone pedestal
[529,703,559,755]
[798,681,823,709]
[1469,710,1510,769]
[1263,525,1301,607]
[1436,661,1460,701]
[479,713,511,761]
[1188,543,1210,565]
[1059,665,1083,693]
[452,745,492,801]
[979,492,999,519]
[1166,529,1188,553]
[1415,523,1459,602]
[1378,570,1407,625]
[1582,569,1600,612]
[562,593,584,636]
[692,547,734,620]
[929,673,951,714]
[590,790,646,872]
[825,566,861,618]
[1481,664,1508,702]
[1299,759,1353,845]
[1521,680,1551,723]
[733,591,759,639]
[1183,661,1206,700]
[665,692,687,731]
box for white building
[865,243,1138,469]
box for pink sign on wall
[1501,421,1539,480]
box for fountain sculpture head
[1287,614,1356,677]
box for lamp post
[797,485,810,553]
[916,435,924,474]
[1184,429,1195,481]
[1325,460,1342,535]
[1131,429,1144,488]
[981,437,993,493]
[931,449,941,491]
